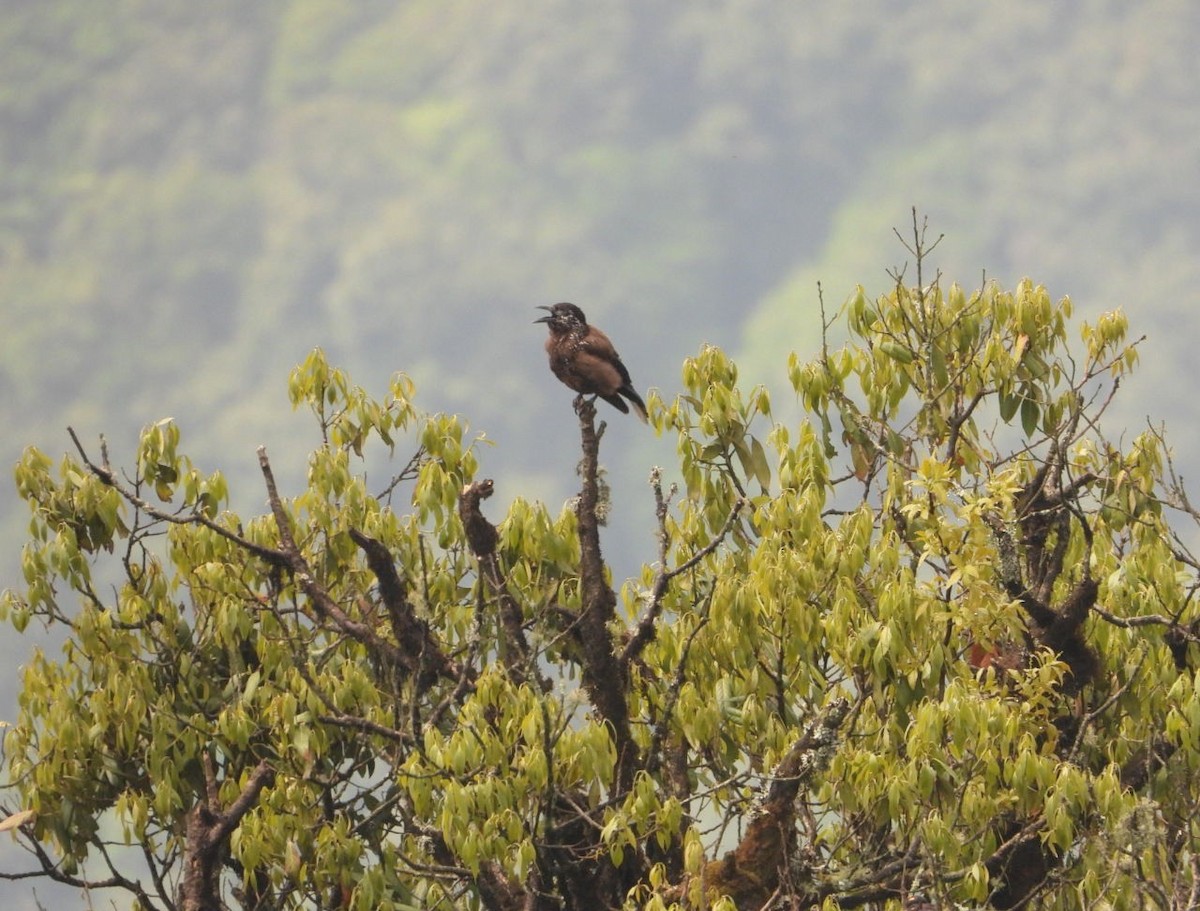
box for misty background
[2,2,1199,904]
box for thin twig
[68,426,289,567]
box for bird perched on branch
[535,303,648,422]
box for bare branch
[570,397,638,797]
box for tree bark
[177,757,273,911]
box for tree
[4,222,1200,910]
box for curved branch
[347,526,459,691]
[68,427,288,567]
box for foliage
[4,231,1200,910]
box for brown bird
[535,303,648,422]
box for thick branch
[348,526,457,690]
[458,479,540,685]
[701,698,853,908]
[212,759,273,847]
[984,509,1099,688]
[573,399,636,769]
[571,397,639,793]
[177,758,273,911]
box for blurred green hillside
[2,2,1198,905]
[3,0,1198,666]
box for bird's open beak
[534,305,553,324]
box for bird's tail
[621,386,649,424]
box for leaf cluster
[4,248,1200,910]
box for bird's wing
[571,348,626,395]
[579,328,634,386]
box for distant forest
[2,0,1198,690]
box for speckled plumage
[535,303,648,422]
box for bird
[535,303,648,422]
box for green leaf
[748,437,772,491]
[880,341,914,364]
[1020,397,1040,437]
[242,670,261,705]
[998,390,1019,423]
